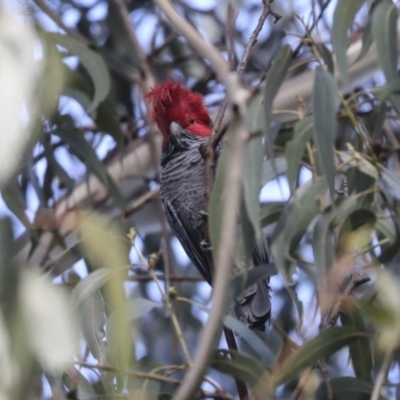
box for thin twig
[238,1,272,79]
[75,361,181,384]
[127,274,204,282]
[130,237,192,365]
[323,271,370,330]
[121,187,160,218]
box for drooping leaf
[75,268,114,306]
[312,196,359,282]
[313,67,338,198]
[78,214,131,369]
[264,45,293,143]
[372,1,399,83]
[48,33,111,113]
[286,117,314,194]
[332,0,366,83]
[223,316,274,366]
[211,349,265,387]
[317,377,372,400]
[242,82,268,237]
[274,326,362,386]
[80,291,108,364]
[128,298,163,319]
[21,270,78,370]
[210,148,229,266]
[340,299,373,383]
[271,176,327,284]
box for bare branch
[174,113,247,400]
[238,1,272,79]
[323,271,370,330]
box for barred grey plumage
[160,122,271,330]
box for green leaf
[320,44,335,75]
[242,83,267,237]
[313,67,338,198]
[264,45,293,140]
[223,316,274,366]
[286,117,314,194]
[275,326,362,385]
[54,127,125,208]
[317,377,372,400]
[376,218,400,264]
[271,177,327,284]
[128,298,163,319]
[332,0,365,83]
[380,168,400,200]
[211,349,265,387]
[96,101,124,146]
[260,201,285,227]
[312,196,359,283]
[372,1,399,83]
[48,33,111,113]
[340,299,373,383]
[75,268,114,306]
[229,263,277,301]
[78,215,131,369]
[80,291,108,364]
[263,44,292,179]
[356,17,373,62]
[209,149,227,265]
[21,270,78,370]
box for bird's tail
[228,279,271,331]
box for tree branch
[323,271,370,330]
[174,112,247,400]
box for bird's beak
[170,121,183,136]
[169,121,184,148]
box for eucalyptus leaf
[372,1,399,83]
[223,316,274,366]
[340,299,373,383]
[211,349,265,387]
[48,33,111,113]
[128,298,163,319]
[313,67,338,198]
[275,326,362,385]
[332,0,365,83]
[317,377,372,400]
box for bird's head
[145,80,213,147]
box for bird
[145,80,270,330]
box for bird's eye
[189,118,195,124]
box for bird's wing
[163,198,213,284]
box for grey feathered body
[160,128,271,330]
